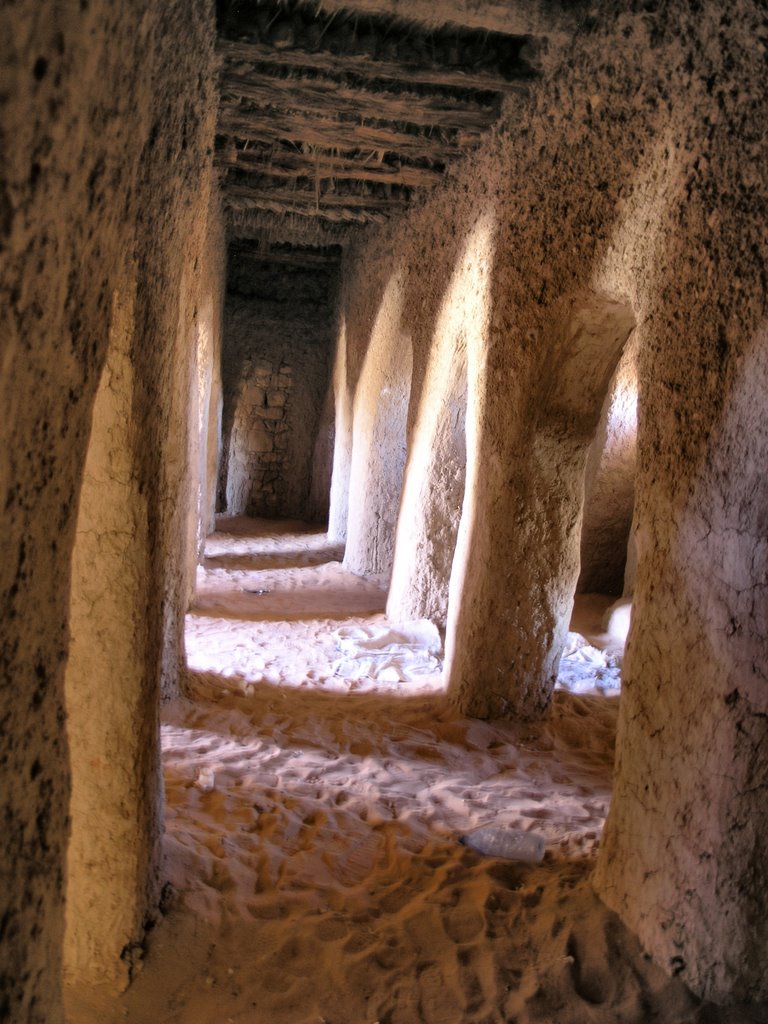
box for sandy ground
[65,518,754,1024]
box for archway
[445,292,636,719]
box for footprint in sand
[369,936,413,972]
[441,905,485,944]
[418,963,460,1023]
[342,930,377,954]
[332,832,383,887]
[378,884,415,915]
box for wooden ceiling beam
[225,182,403,223]
[226,181,404,211]
[216,146,443,189]
[220,73,499,133]
[219,107,474,160]
[228,209,355,245]
[218,40,530,97]
[229,200,386,224]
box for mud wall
[191,203,226,558]
[386,217,488,628]
[586,6,768,1004]
[343,269,413,579]
[219,261,337,520]
[328,199,489,583]
[330,0,768,1003]
[306,376,336,526]
[64,197,224,992]
[0,2,219,1019]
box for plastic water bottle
[459,827,546,863]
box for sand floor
[64,518,754,1024]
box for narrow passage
[75,520,700,1024]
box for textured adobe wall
[63,278,155,991]
[306,374,336,526]
[335,212,630,721]
[386,216,490,629]
[331,0,768,1002]
[327,318,353,542]
[343,270,413,579]
[328,261,393,551]
[577,332,638,595]
[219,262,336,519]
[446,293,635,718]
[622,510,639,597]
[64,196,224,992]
[329,200,485,584]
[588,5,768,1003]
[191,202,226,557]
[0,1,218,1018]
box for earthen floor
[65,521,727,1024]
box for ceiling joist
[219,107,473,161]
[225,181,403,223]
[218,40,531,97]
[220,73,501,133]
[216,146,445,189]
[229,200,386,224]
[216,1,540,250]
[228,208,355,246]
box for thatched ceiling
[216,0,546,262]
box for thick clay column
[344,272,412,579]
[201,294,223,541]
[191,205,225,553]
[327,318,353,543]
[64,284,160,991]
[595,331,768,1002]
[186,300,211,570]
[388,215,494,628]
[446,293,635,719]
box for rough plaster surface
[327,318,353,543]
[597,325,768,1001]
[64,281,156,991]
[588,8,768,1001]
[219,264,336,520]
[578,331,638,595]
[330,201,488,584]
[190,202,226,560]
[329,0,768,1002]
[622,510,639,598]
[0,2,218,1018]
[445,293,635,719]
[386,217,490,629]
[306,378,336,526]
[343,269,413,580]
[63,204,224,993]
